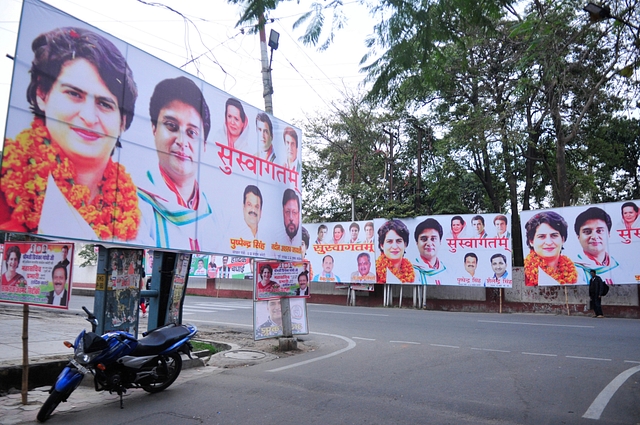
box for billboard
[520,201,640,286]
[0,242,74,308]
[0,0,301,261]
[254,298,309,340]
[304,215,513,287]
[255,260,310,299]
[304,221,376,289]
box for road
[61,295,640,424]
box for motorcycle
[37,306,197,422]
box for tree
[77,244,97,268]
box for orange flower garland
[1,118,140,240]
[524,251,578,286]
[376,253,415,283]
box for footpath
[0,302,281,425]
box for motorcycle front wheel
[37,389,65,422]
[141,353,182,393]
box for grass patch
[191,340,218,355]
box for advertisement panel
[0,241,74,308]
[255,261,310,299]
[375,214,512,286]
[0,0,301,261]
[304,221,376,290]
[254,298,308,340]
[520,201,640,286]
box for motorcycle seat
[131,325,191,356]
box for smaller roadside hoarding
[0,241,74,308]
[255,261,310,299]
[254,298,308,340]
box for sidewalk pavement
[0,303,248,425]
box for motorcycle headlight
[74,338,101,365]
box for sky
[0,0,378,140]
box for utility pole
[258,14,273,114]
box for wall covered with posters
[0,0,301,262]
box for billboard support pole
[21,304,28,405]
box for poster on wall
[254,298,309,341]
[0,242,74,308]
[255,261,310,299]
[167,253,190,324]
[105,249,144,335]
[304,221,376,290]
[1,0,302,262]
[374,214,513,287]
[520,201,640,286]
[189,255,209,277]
[209,255,253,279]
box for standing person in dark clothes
[589,269,606,318]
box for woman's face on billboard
[530,223,563,261]
[36,58,123,168]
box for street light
[583,3,611,22]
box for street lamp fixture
[268,29,280,50]
[583,3,611,21]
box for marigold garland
[376,253,415,283]
[524,251,578,286]
[1,118,140,240]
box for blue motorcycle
[37,306,197,422]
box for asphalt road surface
[62,295,640,425]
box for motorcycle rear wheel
[141,353,182,393]
[37,389,65,422]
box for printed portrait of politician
[471,215,488,238]
[375,219,415,283]
[332,224,345,244]
[348,222,361,244]
[235,184,263,241]
[0,27,141,241]
[295,271,310,295]
[490,253,508,279]
[282,127,300,173]
[136,76,218,251]
[255,113,276,162]
[412,218,449,285]
[573,207,619,283]
[313,255,341,282]
[58,245,70,269]
[257,264,280,295]
[447,216,466,239]
[193,258,206,276]
[277,188,301,246]
[46,263,68,306]
[2,246,27,287]
[350,252,376,283]
[494,215,510,238]
[618,201,639,230]
[363,221,375,243]
[255,299,282,339]
[315,224,328,244]
[301,226,313,277]
[215,98,250,151]
[524,211,578,286]
[463,253,478,278]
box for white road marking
[430,344,459,348]
[583,364,640,420]
[624,360,640,364]
[471,348,510,353]
[311,310,389,317]
[479,320,594,328]
[566,356,611,362]
[352,337,376,341]
[390,340,420,345]
[522,352,557,357]
[267,332,356,372]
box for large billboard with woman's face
[0,0,301,261]
[521,201,640,286]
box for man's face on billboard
[256,120,272,152]
[578,219,609,258]
[491,256,507,278]
[357,256,371,276]
[472,219,484,236]
[417,228,441,263]
[495,219,507,235]
[243,192,262,229]
[322,256,334,273]
[284,134,297,163]
[464,256,477,276]
[53,267,66,295]
[154,100,202,183]
[283,199,300,239]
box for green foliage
[77,244,97,268]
